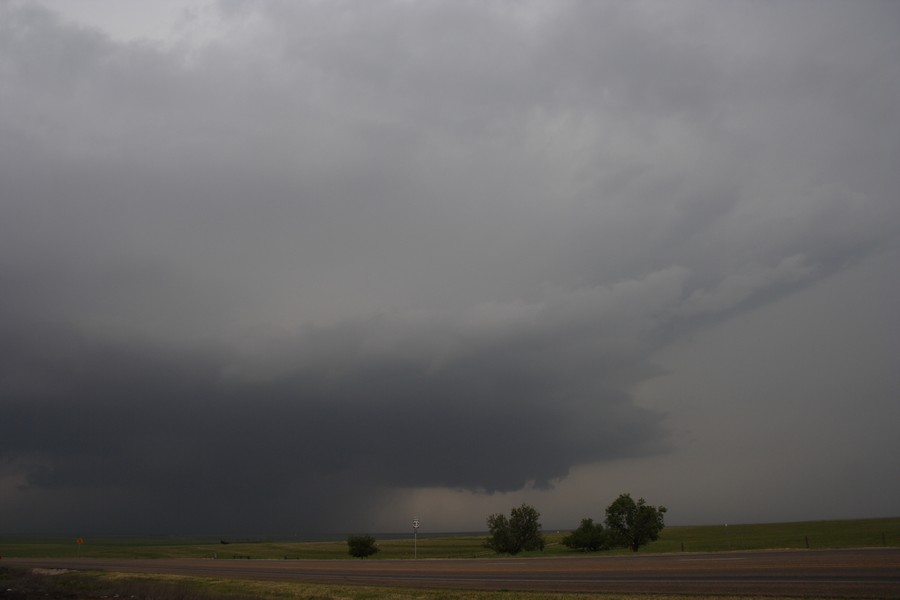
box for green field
[653,517,900,553]
[2,516,898,560]
[3,518,898,600]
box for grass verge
[0,565,811,600]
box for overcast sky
[2,0,898,537]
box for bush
[562,518,611,551]
[347,534,379,558]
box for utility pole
[413,517,420,559]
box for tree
[485,503,545,554]
[347,534,379,558]
[604,493,667,552]
[562,517,611,551]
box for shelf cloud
[2,0,899,535]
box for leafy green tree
[485,512,513,553]
[604,493,667,552]
[347,534,379,558]
[509,503,545,552]
[562,517,611,551]
[485,503,545,554]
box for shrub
[562,517,611,551]
[347,534,379,558]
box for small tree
[485,512,513,554]
[562,517,611,551]
[347,534,379,558]
[604,493,667,552]
[485,503,545,555]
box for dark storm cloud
[2,0,899,533]
[0,292,668,533]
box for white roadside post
[413,518,420,559]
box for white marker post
[413,517,420,559]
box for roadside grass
[0,566,816,600]
[652,517,900,553]
[2,517,897,560]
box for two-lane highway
[8,548,900,598]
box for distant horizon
[5,514,899,542]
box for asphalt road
[7,548,900,598]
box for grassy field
[2,518,898,600]
[0,566,796,600]
[2,516,898,560]
[654,517,900,553]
